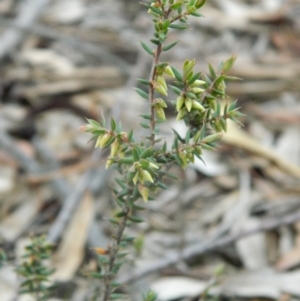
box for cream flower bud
[191,87,205,94]
[176,96,184,112]
[138,184,149,202]
[155,83,168,96]
[185,98,193,112]
[192,79,206,86]
[192,101,205,112]
[164,66,175,78]
[176,108,188,120]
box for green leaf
[140,122,150,129]
[128,215,144,223]
[186,91,196,99]
[128,129,134,141]
[222,55,237,73]
[212,88,225,96]
[133,204,145,210]
[133,148,140,162]
[86,118,102,129]
[110,118,116,131]
[140,41,154,55]
[208,63,216,78]
[140,114,151,120]
[137,78,151,85]
[173,136,179,149]
[115,211,127,218]
[162,41,179,51]
[190,11,203,17]
[135,88,149,99]
[228,99,238,111]
[111,294,127,300]
[195,151,206,165]
[185,129,191,143]
[158,32,166,42]
[225,75,242,81]
[172,129,185,142]
[188,71,201,85]
[200,143,215,151]
[118,157,134,164]
[214,75,226,86]
[115,197,125,207]
[140,147,153,159]
[171,2,182,9]
[122,236,136,242]
[193,127,203,143]
[150,39,160,45]
[157,181,168,189]
[116,252,128,259]
[171,66,183,81]
[117,189,129,198]
[170,85,182,95]
[202,133,222,144]
[110,281,122,288]
[147,5,165,15]
[203,74,212,84]
[169,23,188,30]
[216,102,221,115]
[127,171,136,183]
[220,118,227,132]
[195,0,207,9]
[109,218,119,225]
[223,103,228,115]
[163,19,170,30]
[116,121,122,133]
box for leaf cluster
[16,236,54,301]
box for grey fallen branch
[119,207,300,284]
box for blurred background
[1,0,300,300]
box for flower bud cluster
[80,119,129,168]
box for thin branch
[103,208,130,301]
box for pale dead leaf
[151,276,208,301]
[20,49,74,75]
[223,121,300,178]
[44,0,85,24]
[51,192,94,281]
[219,269,300,298]
[220,268,280,299]
[0,165,15,193]
[235,217,268,270]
